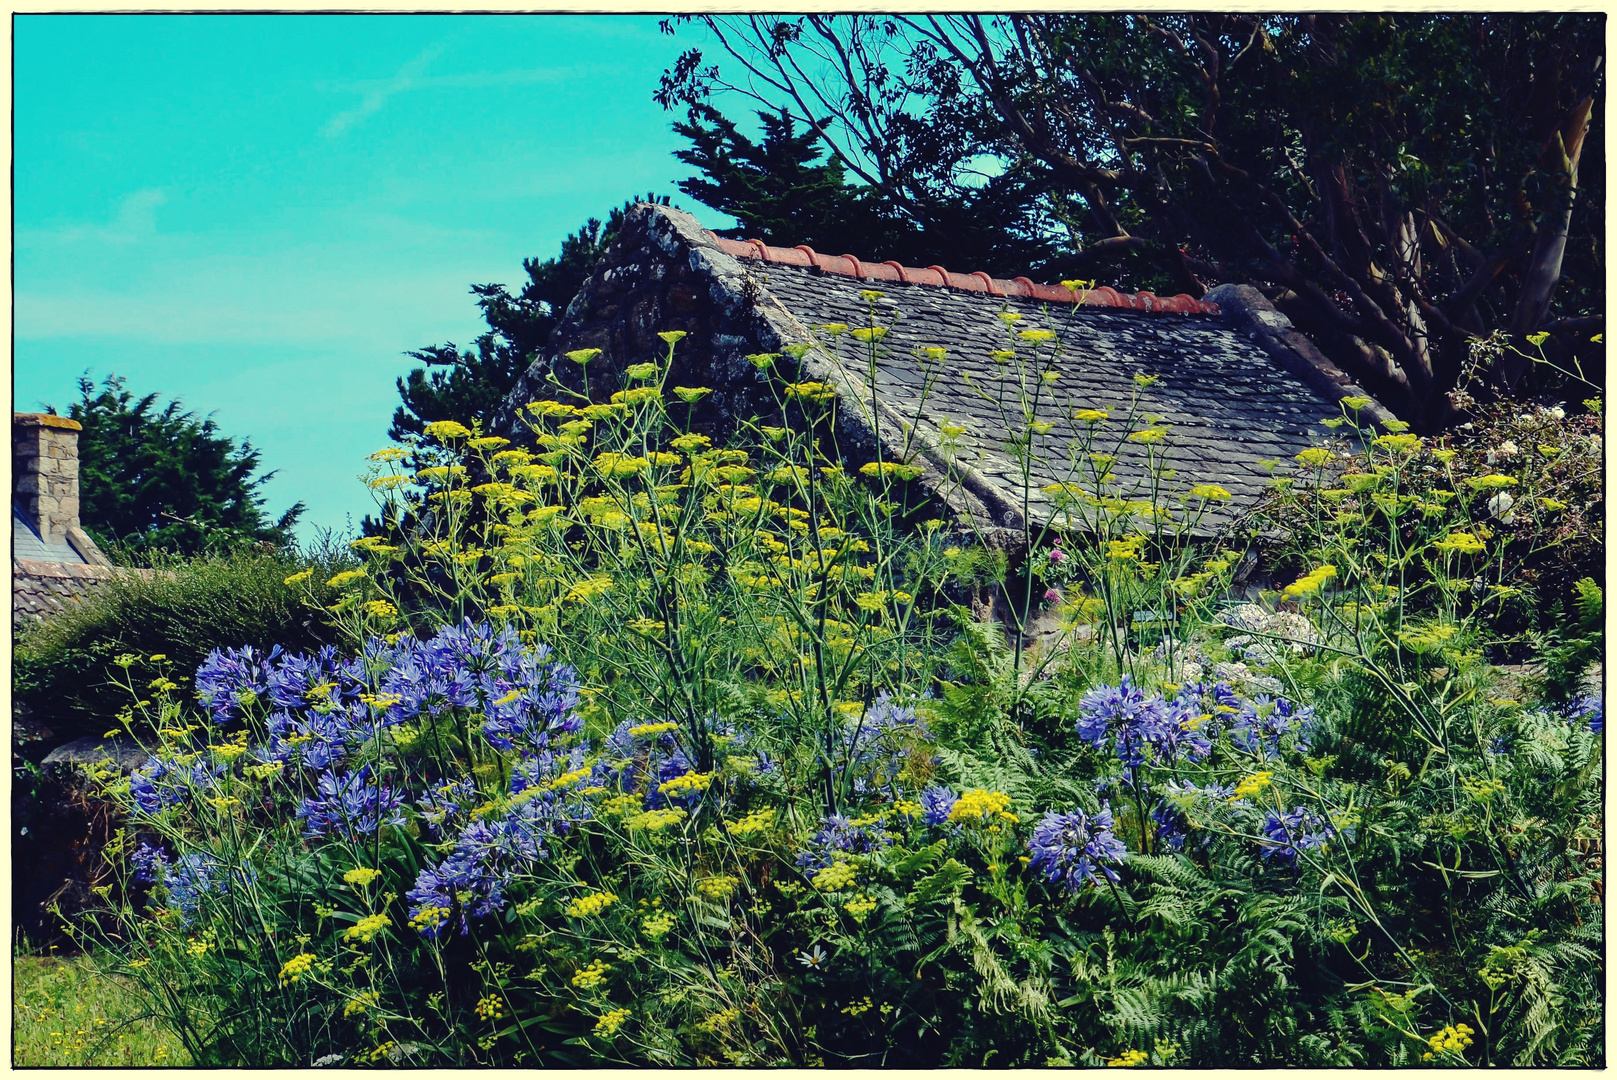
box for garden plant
[64,298,1602,1066]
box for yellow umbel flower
[1423,1023,1474,1060]
[813,862,859,891]
[1106,1048,1148,1067]
[1282,564,1337,600]
[283,569,313,586]
[1295,447,1334,468]
[326,569,367,589]
[343,867,381,888]
[343,914,391,943]
[278,952,317,985]
[343,990,380,1018]
[1231,772,1274,800]
[566,891,619,919]
[423,420,471,440]
[594,1007,631,1036]
[726,808,777,837]
[475,994,505,1021]
[571,959,610,990]
[948,788,1019,825]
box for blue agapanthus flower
[406,797,572,937]
[1569,695,1603,735]
[1027,805,1128,893]
[296,766,407,838]
[129,756,221,814]
[919,785,958,826]
[131,841,169,884]
[1077,677,1214,782]
[1258,806,1335,865]
[796,814,891,873]
[195,644,282,722]
[162,852,226,925]
[839,693,934,800]
[1231,696,1316,759]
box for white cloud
[322,43,445,138]
[40,188,168,245]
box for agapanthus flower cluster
[1568,695,1603,735]
[1027,805,1128,893]
[1076,676,1212,782]
[196,644,284,722]
[839,694,934,799]
[297,765,408,838]
[131,841,169,884]
[919,785,958,826]
[130,756,222,814]
[1258,806,1335,865]
[1230,695,1316,759]
[406,744,603,937]
[795,814,892,873]
[159,851,254,925]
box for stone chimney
[13,412,108,565]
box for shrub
[65,306,1602,1066]
[14,543,354,749]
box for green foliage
[672,104,1058,276]
[63,311,1602,1067]
[13,545,351,747]
[389,196,673,442]
[659,15,1604,424]
[62,373,303,556]
[12,949,190,1066]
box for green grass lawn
[13,950,189,1067]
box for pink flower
[1044,588,1063,604]
[1048,548,1066,564]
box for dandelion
[278,952,317,985]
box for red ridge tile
[710,234,1218,314]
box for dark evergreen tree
[62,374,303,556]
[672,103,1062,277]
[389,196,671,441]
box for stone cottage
[494,202,1393,540]
[13,413,117,629]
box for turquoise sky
[14,14,733,543]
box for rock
[41,735,149,775]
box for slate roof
[498,203,1391,537]
[748,260,1339,528]
[14,505,89,564]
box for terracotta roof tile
[709,235,1218,315]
